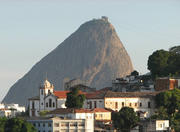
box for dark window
[129,103,132,107]
[148,102,151,108]
[32,101,35,109]
[41,90,43,95]
[135,103,137,107]
[140,102,142,107]
[48,123,51,127]
[48,90,50,94]
[33,123,36,126]
[122,102,124,107]
[46,103,48,107]
[94,101,97,108]
[49,99,52,107]
[38,123,40,127]
[41,103,43,106]
[115,102,118,109]
[53,102,55,107]
[89,101,92,109]
[43,123,45,127]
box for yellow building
[92,108,111,121]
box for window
[135,103,137,107]
[41,103,43,106]
[48,90,50,94]
[94,101,97,108]
[49,99,52,107]
[43,123,45,127]
[89,101,92,109]
[122,102,124,107]
[140,102,142,107]
[32,101,35,109]
[115,102,118,109]
[48,123,51,127]
[41,89,43,95]
[33,123,36,126]
[53,102,55,107]
[46,103,48,107]
[54,123,59,127]
[38,123,40,127]
[148,102,151,108]
[129,103,132,107]
[48,131,52,132]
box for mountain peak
[3,17,133,106]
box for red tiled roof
[53,91,69,98]
[92,108,111,113]
[53,91,86,99]
[47,108,93,114]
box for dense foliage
[112,107,139,132]
[152,89,180,131]
[65,87,85,108]
[148,49,180,78]
[0,117,36,132]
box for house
[141,120,169,132]
[0,103,25,117]
[155,77,179,91]
[86,90,158,118]
[27,116,94,132]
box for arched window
[53,102,55,107]
[41,90,43,95]
[49,99,52,107]
[46,103,48,107]
[32,101,35,109]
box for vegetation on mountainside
[148,48,180,79]
[150,88,180,131]
[65,87,85,108]
[112,107,139,132]
[0,117,36,132]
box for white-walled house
[28,116,94,132]
[29,80,69,117]
[85,91,158,118]
[0,103,25,117]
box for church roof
[53,91,69,98]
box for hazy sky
[0,0,180,102]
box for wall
[44,95,57,111]
[105,97,155,118]
[84,99,104,109]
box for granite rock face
[3,17,133,105]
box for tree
[0,117,36,132]
[65,87,85,108]
[131,70,139,76]
[112,107,139,132]
[0,117,7,132]
[148,49,170,78]
[155,88,180,115]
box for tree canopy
[148,49,180,78]
[152,89,180,131]
[0,117,36,132]
[112,107,139,132]
[65,87,85,108]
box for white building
[0,103,25,117]
[28,117,94,132]
[86,91,158,118]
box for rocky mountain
[3,17,133,106]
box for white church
[29,79,69,117]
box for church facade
[29,80,68,117]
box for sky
[0,0,180,102]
